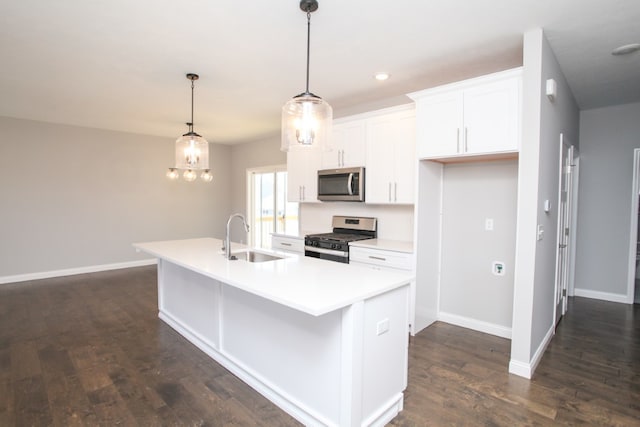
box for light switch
[376,318,389,336]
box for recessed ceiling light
[374,72,390,81]
[611,43,640,56]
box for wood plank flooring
[1,266,638,426]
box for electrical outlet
[485,218,494,231]
[492,261,505,276]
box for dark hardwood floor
[1,266,638,426]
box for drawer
[349,247,413,271]
[271,235,304,254]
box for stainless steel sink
[231,250,284,263]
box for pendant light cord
[305,10,311,94]
[190,78,195,132]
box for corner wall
[575,102,640,302]
[510,29,580,378]
[0,116,231,282]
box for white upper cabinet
[409,68,521,160]
[322,120,367,169]
[287,145,321,203]
[366,108,416,204]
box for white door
[555,135,574,326]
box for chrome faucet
[225,213,250,260]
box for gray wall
[439,160,518,331]
[510,28,580,375]
[0,116,231,279]
[576,102,640,298]
[228,135,286,242]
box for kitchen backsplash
[300,203,414,241]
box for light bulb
[201,170,213,182]
[166,168,180,180]
[184,141,201,167]
[183,169,197,182]
[294,102,318,145]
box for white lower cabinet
[350,245,416,335]
[271,235,304,255]
[350,247,414,272]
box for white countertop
[349,239,414,253]
[134,238,413,317]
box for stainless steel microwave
[317,167,365,202]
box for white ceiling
[1,0,639,145]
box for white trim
[508,323,554,379]
[508,359,532,379]
[573,288,631,304]
[626,149,640,304]
[438,311,512,339]
[568,152,580,297]
[0,259,157,285]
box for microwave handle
[347,173,354,196]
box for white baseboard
[508,323,554,379]
[573,288,631,304]
[508,359,532,379]
[0,259,157,285]
[438,311,512,339]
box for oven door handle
[305,246,348,257]
[347,173,354,196]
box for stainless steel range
[304,216,377,263]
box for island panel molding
[134,238,413,426]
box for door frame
[567,149,580,297]
[554,134,575,326]
[626,148,640,303]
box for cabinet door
[287,146,321,202]
[415,91,463,159]
[366,116,396,203]
[391,111,416,204]
[323,120,367,168]
[366,110,416,204]
[462,77,520,154]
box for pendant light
[167,73,213,182]
[281,0,332,152]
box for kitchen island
[133,238,413,427]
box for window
[247,166,299,249]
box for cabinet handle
[369,255,387,261]
[456,128,460,153]
[394,182,398,202]
[302,185,306,201]
[341,150,345,166]
[281,242,292,247]
[388,182,392,202]
[464,127,468,152]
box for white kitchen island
[133,238,413,427]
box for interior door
[555,136,574,326]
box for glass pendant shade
[175,132,209,170]
[200,169,213,182]
[183,169,197,182]
[166,168,180,180]
[281,93,332,152]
